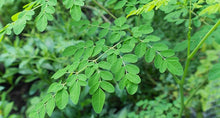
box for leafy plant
[0,0,220,117]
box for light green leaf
[92,88,105,113]
[45,6,55,14]
[4,102,13,118]
[126,82,138,95]
[63,0,74,9]
[110,33,121,44]
[70,5,81,21]
[123,54,138,63]
[63,46,77,56]
[100,81,115,93]
[125,64,140,74]
[98,61,111,70]
[143,35,160,42]
[51,68,66,79]
[85,67,95,78]
[159,60,167,73]
[115,67,125,81]
[135,42,146,58]
[160,49,175,57]
[114,17,127,26]
[36,14,48,32]
[46,98,55,117]
[153,43,168,51]
[208,63,220,80]
[13,19,26,35]
[119,76,128,89]
[111,59,123,73]
[114,0,127,9]
[89,82,100,95]
[92,45,103,57]
[125,73,141,84]
[70,81,81,104]
[48,0,57,6]
[55,89,69,109]
[73,0,84,6]
[88,72,100,87]
[39,105,46,118]
[47,82,64,93]
[166,57,183,75]
[100,71,113,80]
[145,48,155,63]
[154,55,163,69]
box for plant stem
[92,0,117,19]
[189,19,220,59]
[178,19,220,118]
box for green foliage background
[0,0,220,117]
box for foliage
[0,0,219,117]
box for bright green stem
[178,19,220,118]
[92,0,117,19]
[189,19,220,59]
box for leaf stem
[92,0,117,19]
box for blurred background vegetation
[0,0,220,117]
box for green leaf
[143,35,160,42]
[63,0,74,9]
[119,76,128,89]
[123,54,138,63]
[92,45,103,57]
[115,67,125,81]
[85,67,95,78]
[51,68,66,79]
[135,42,146,58]
[63,46,77,56]
[70,81,81,104]
[47,82,64,93]
[154,55,163,69]
[126,82,138,95]
[4,102,13,118]
[208,63,220,80]
[145,48,155,63]
[160,49,175,57]
[88,72,100,87]
[111,59,123,73]
[73,0,84,6]
[39,105,46,118]
[100,81,115,93]
[70,5,81,21]
[114,0,127,9]
[159,60,167,73]
[45,6,55,14]
[100,71,113,80]
[92,88,105,113]
[110,33,121,44]
[83,47,94,59]
[89,82,100,95]
[13,19,26,35]
[125,64,140,74]
[46,98,55,117]
[153,43,168,51]
[166,57,183,75]
[114,17,127,26]
[125,73,141,84]
[36,14,48,32]
[98,61,111,70]
[48,0,57,6]
[55,89,69,109]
